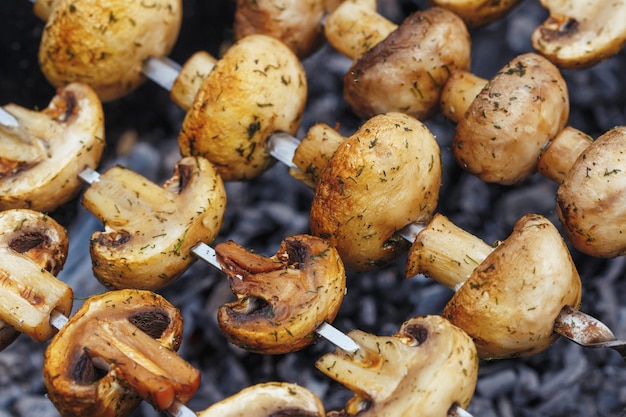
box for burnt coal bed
[2,1,626,416]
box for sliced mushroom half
[215,234,346,354]
[43,289,199,417]
[0,209,71,349]
[0,82,105,212]
[316,315,478,416]
[82,156,226,290]
[196,382,325,417]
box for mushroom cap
[233,0,326,59]
[532,0,626,68]
[453,53,569,184]
[38,0,182,101]
[215,234,346,354]
[316,315,478,416]
[343,7,471,120]
[43,289,197,417]
[196,382,325,417]
[178,34,307,181]
[430,0,522,27]
[443,214,582,359]
[0,209,71,348]
[0,83,105,212]
[82,156,226,290]
[557,126,626,258]
[310,112,442,271]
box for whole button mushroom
[81,157,226,290]
[430,0,522,27]
[441,53,569,184]
[310,112,442,271]
[233,0,327,59]
[196,382,325,417]
[0,83,105,212]
[34,0,182,101]
[405,213,582,359]
[177,35,307,181]
[214,234,346,354]
[316,315,478,416]
[43,289,200,417]
[532,0,626,68]
[324,0,471,120]
[546,126,626,258]
[0,209,71,350]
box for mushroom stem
[47,310,198,417]
[190,241,360,353]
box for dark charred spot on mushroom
[268,410,321,417]
[128,310,171,339]
[283,239,309,269]
[93,230,131,247]
[231,296,273,319]
[9,231,48,253]
[539,16,579,40]
[177,162,192,191]
[403,323,429,346]
[73,352,107,384]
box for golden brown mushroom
[34,0,182,101]
[430,0,522,28]
[316,315,478,416]
[532,0,626,68]
[177,34,308,181]
[233,0,327,59]
[0,209,71,350]
[406,213,582,359]
[310,112,442,271]
[543,126,626,258]
[215,234,346,354]
[81,156,226,290]
[324,0,471,120]
[0,82,105,212]
[43,289,200,417]
[196,382,325,417]
[441,53,569,185]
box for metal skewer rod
[48,310,197,417]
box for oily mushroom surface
[215,234,346,354]
[452,53,569,184]
[233,0,326,59]
[556,126,626,258]
[342,7,471,120]
[196,382,325,417]
[430,0,522,28]
[0,82,105,212]
[43,289,199,417]
[82,156,226,290]
[443,214,582,359]
[317,315,478,416]
[178,34,307,181]
[0,209,71,349]
[36,0,182,101]
[531,0,626,68]
[310,112,442,271]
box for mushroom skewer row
[403,212,626,361]
[441,53,626,259]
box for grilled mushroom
[233,0,326,58]
[316,315,478,416]
[35,0,182,101]
[196,382,325,417]
[406,213,582,359]
[215,234,346,354]
[430,0,522,27]
[0,82,105,212]
[310,112,442,271]
[43,289,199,417]
[82,156,226,290]
[0,209,71,350]
[178,34,307,181]
[325,1,471,120]
[532,0,626,68]
[442,53,569,184]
